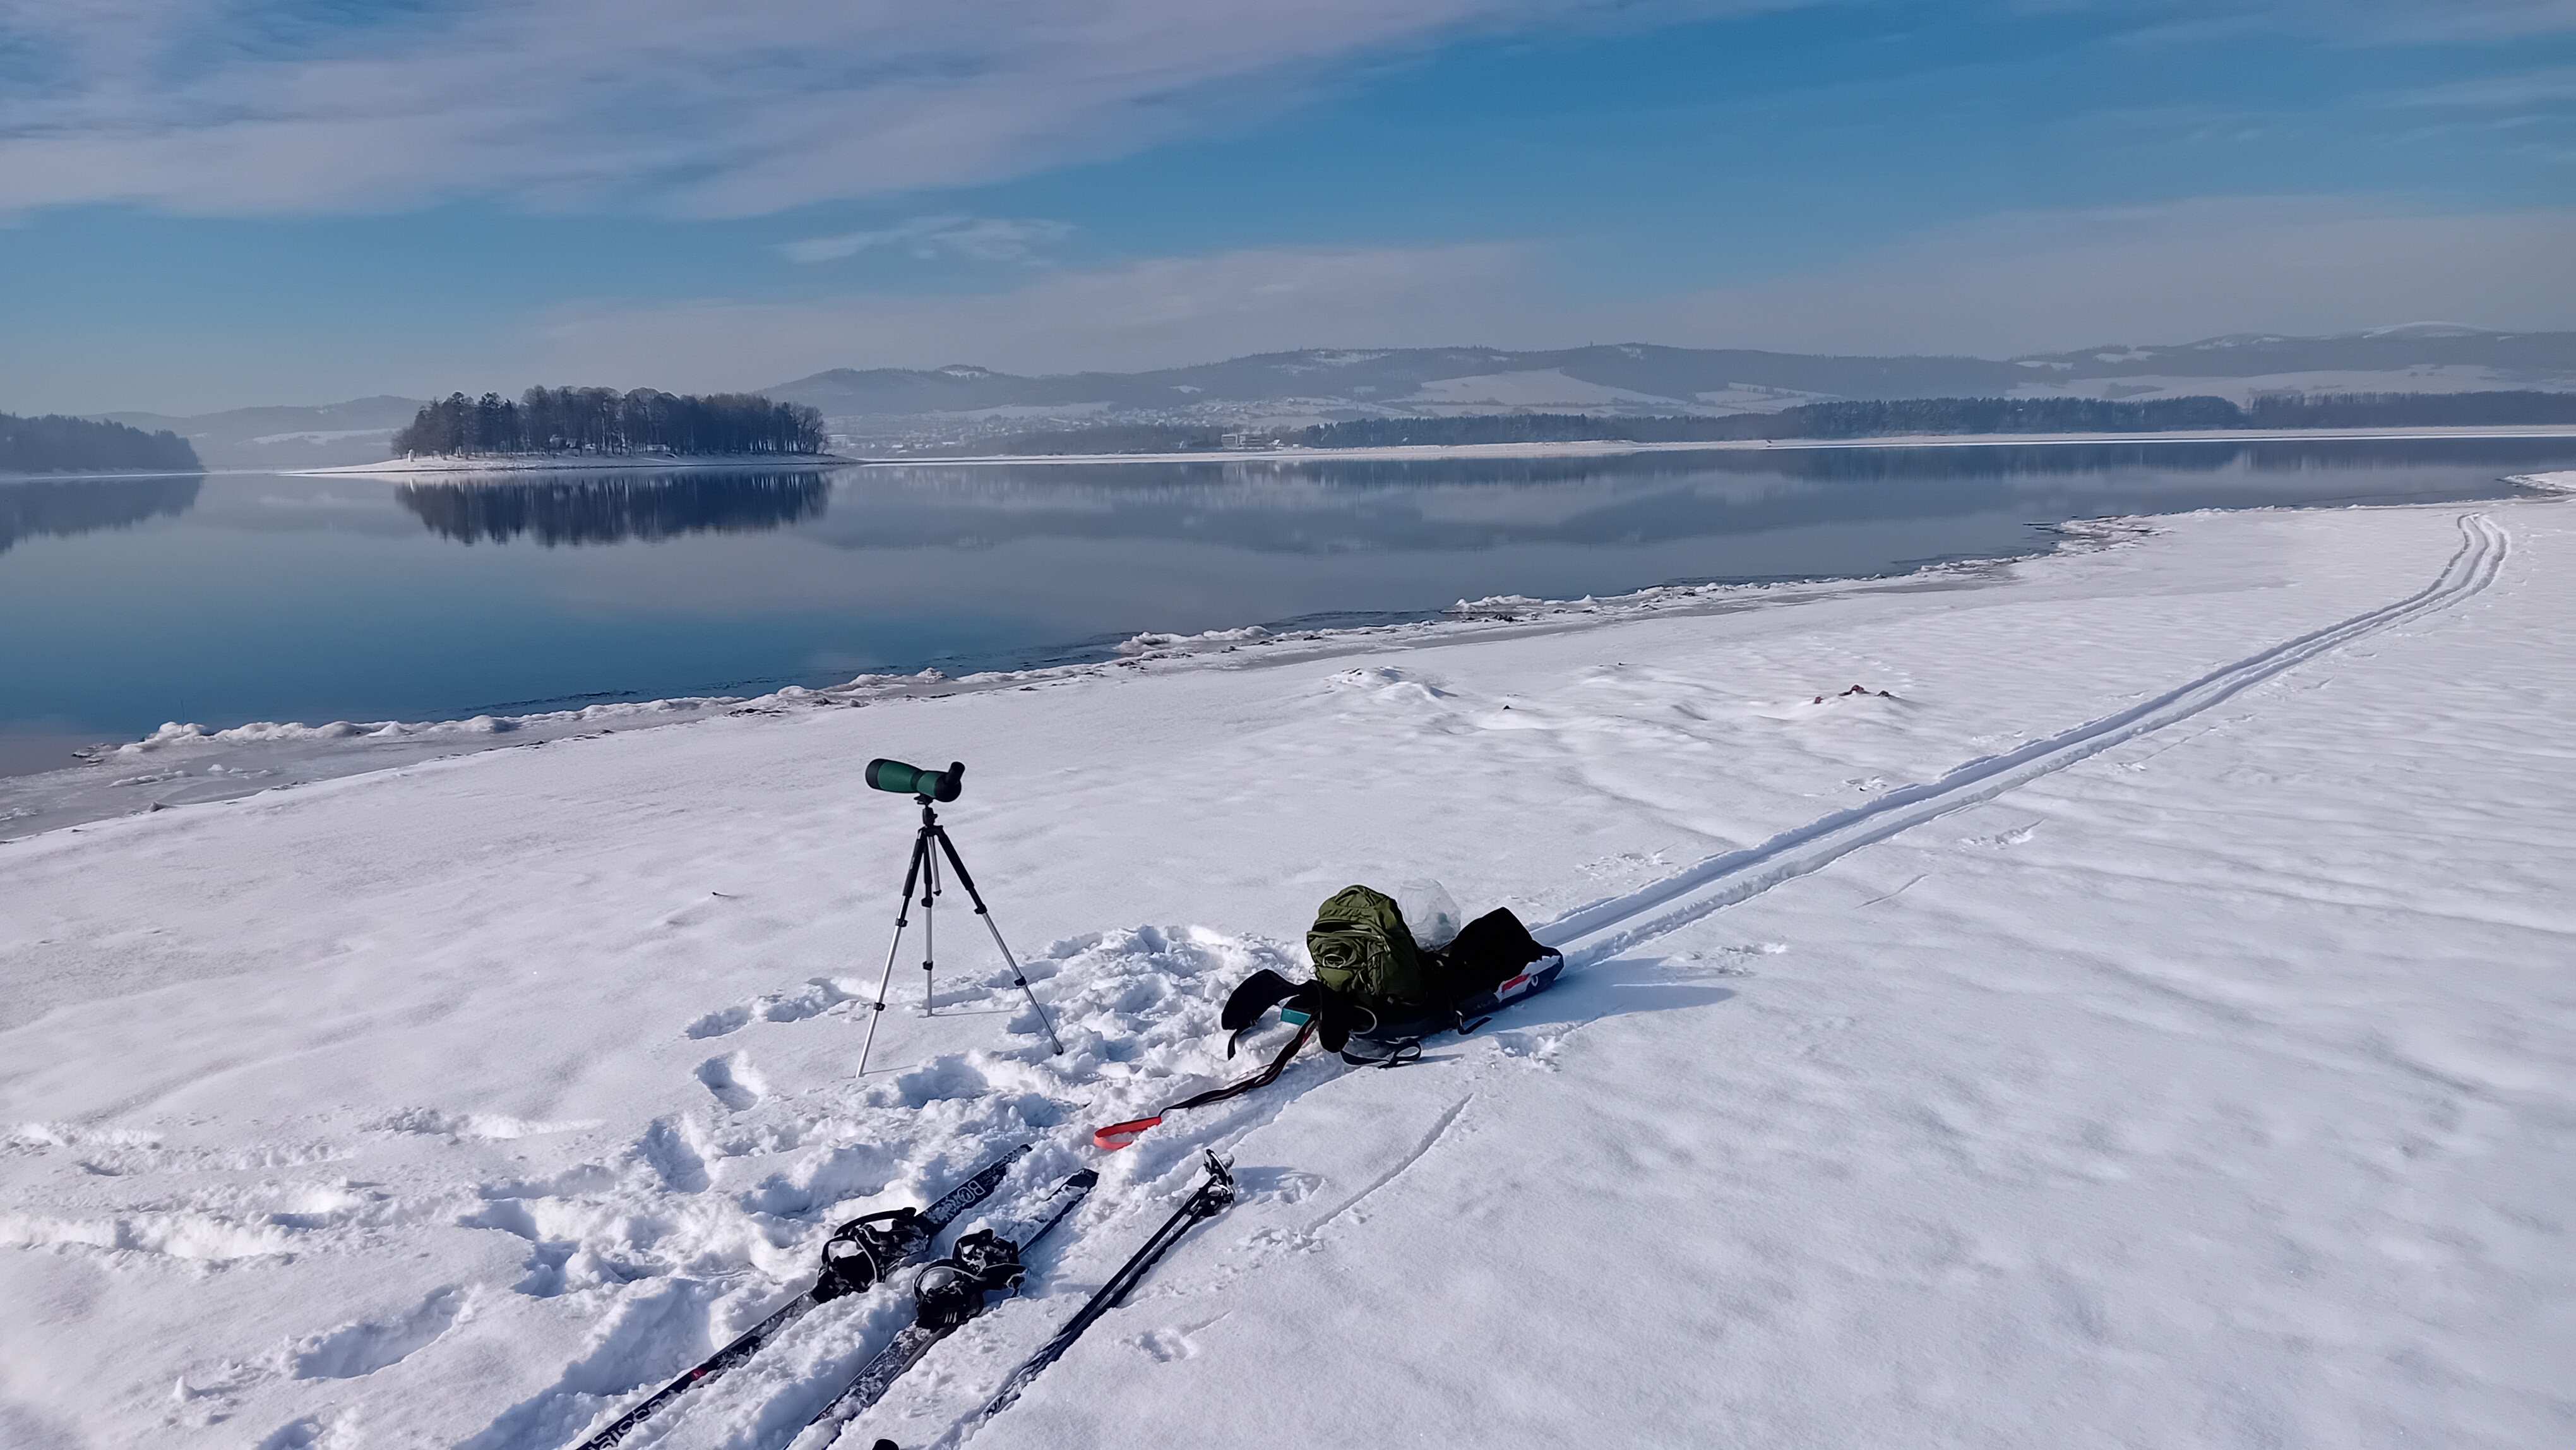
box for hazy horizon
[33,323,2576,426]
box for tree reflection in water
[396,471,830,546]
[1,474,203,556]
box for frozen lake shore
[3,498,2570,1449]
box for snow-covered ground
[3,499,2570,1450]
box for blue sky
[3,0,2572,413]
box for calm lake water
[3,437,2565,770]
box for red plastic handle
[1091,1115,1164,1152]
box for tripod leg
[933,827,1065,1057]
[920,836,938,1016]
[857,829,931,1076]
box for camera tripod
[856,793,1064,1075]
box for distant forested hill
[963,390,2576,455]
[1,412,202,474]
[1282,392,2576,450]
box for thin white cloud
[2352,0,2576,39]
[2,2,2567,220]
[1645,196,2576,356]
[0,0,1794,218]
[780,216,1075,264]
[530,198,2576,392]
[540,243,1534,386]
[2034,1,2576,43]
[2394,66,2576,109]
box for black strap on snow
[1339,1038,1424,1069]
[1163,1016,1317,1115]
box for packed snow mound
[116,696,751,755]
[1116,626,1270,656]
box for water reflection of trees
[0,474,202,556]
[397,472,831,546]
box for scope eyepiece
[867,758,963,802]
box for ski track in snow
[4,505,2567,1450]
[1533,511,2509,964]
[1308,1094,1474,1233]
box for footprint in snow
[683,1004,753,1040]
[1230,1166,1323,1203]
[684,978,857,1040]
[255,1415,346,1450]
[637,1117,712,1192]
[1668,944,1785,975]
[693,1053,766,1112]
[287,1286,469,1380]
[1490,1029,1565,1065]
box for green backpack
[1305,885,1438,1011]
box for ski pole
[970,1152,1235,1425]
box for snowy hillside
[3,498,2571,1449]
[95,398,427,472]
[763,330,2576,442]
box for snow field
[1,501,2569,1449]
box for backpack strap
[1286,981,1368,1053]
[1169,971,1392,1110]
[1338,1038,1424,1069]
[1162,1016,1317,1115]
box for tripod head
[868,757,963,803]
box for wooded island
[391,387,828,458]
[1,412,201,474]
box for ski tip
[1068,1168,1102,1189]
[1091,1117,1162,1151]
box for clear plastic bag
[1393,878,1465,950]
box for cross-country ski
[566,1144,1030,1449]
[794,1166,1097,1445]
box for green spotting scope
[868,757,964,802]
